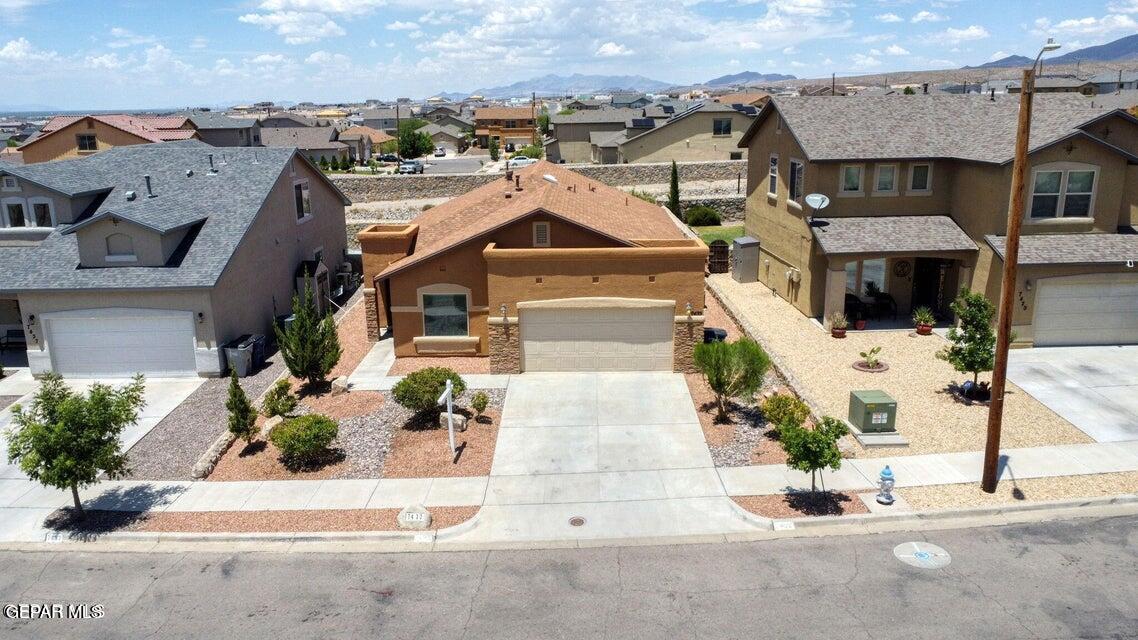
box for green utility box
[849,390,897,433]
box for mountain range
[966,34,1138,69]
[473,73,674,98]
[701,71,797,86]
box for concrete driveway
[1009,346,1138,442]
[0,376,204,480]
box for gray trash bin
[225,334,255,377]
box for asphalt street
[423,156,484,174]
[2,515,1137,639]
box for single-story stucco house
[358,161,708,374]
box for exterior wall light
[684,302,693,318]
[499,303,508,320]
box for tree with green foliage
[392,367,466,415]
[397,119,433,158]
[6,374,145,513]
[275,278,342,388]
[318,156,329,170]
[936,289,996,386]
[537,109,551,137]
[262,379,298,418]
[488,136,500,161]
[379,139,399,155]
[903,86,916,95]
[693,338,771,422]
[780,416,849,494]
[226,372,257,443]
[471,391,489,419]
[516,144,543,159]
[556,108,576,116]
[667,160,681,218]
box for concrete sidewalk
[346,340,511,391]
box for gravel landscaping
[43,507,479,534]
[708,274,1092,458]
[685,374,788,467]
[381,389,503,478]
[899,471,1138,511]
[733,491,869,518]
[387,356,491,376]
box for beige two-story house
[738,94,1138,347]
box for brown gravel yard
[733,491,869,518]
[685,373,788,466]
[900,472,1138,511]
[707,275,1091,458]
[387,356,491,376]
[43,507,478,534]
[382,389,504,478]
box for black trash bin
[703,327,728,343]
[248,334,267,371]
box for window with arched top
[105,233,136,261]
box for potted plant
[853,313,868,331]
[828,312,848,338]
[912,306,935,335]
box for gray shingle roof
[176,111,257,130]
[551,108,642,124]
[260,126,344,150]
[0,142,345,293]
[809,216,977,255]
[419,123,465,138]
[744,94,1132,164]
[985,233,1138,265]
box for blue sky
[2,0,1136,109]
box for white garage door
[1033,274,1138,347]
[521,306,674,372]
[43,309,197,377]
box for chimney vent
[990,88,996,101]
[922,83,929,94]
[144,174,155,198]
[505,170,514,182]
[515,175,522,191]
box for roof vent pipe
[208,153,218,174]
[505,170,513,182]
[922,83,929,94]
[990,88,996,101]
[515,175,522,191]
[144,174,155,198]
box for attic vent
[542,174,558,184]
[125,190,137,201]
[186,169,194,177]
[533,221,550,247]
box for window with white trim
[1029,164,1097,219]
[789,159,804,202]
[909,163,932,192]
[28,197,54,227]
[874,164,897,193]
[76,133,97,152]
[422,293,468,336]
[839,164,863,193]
[293,180,312,220]
[532,221,550,247]
[768,154,778,196]
[2,199,27,227]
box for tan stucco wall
[550,121,627,163]
[20,119,197,164]
[74,218,188,268]
[210,156,347,347]
[619,111,752,163]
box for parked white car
[507,156,538,169]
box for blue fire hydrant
[876,466,895,505]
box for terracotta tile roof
[339,125,394,145]
[378,161,686,279]
[37,115,197,143]
[474,107,535,121]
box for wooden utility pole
[982,67,1035,493]
[531,91,537,145]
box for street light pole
[982,38,1060,493]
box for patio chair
[844,294,868,321]
[869,293,898,321]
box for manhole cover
[894,542,951,569]
[569,516,586,527]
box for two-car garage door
[1033,274,1138,347]
[42,309,197,377]
[520,305,674,372]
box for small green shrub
[392,367,467,414]
[685,205,722,226]
[262,379,298,418]
[226,372,257,443]
[471,391,489,416]
[760,394,810,430]
[627,189,657,204]
[516,144,543,159]
[270,414,338,464]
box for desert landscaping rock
[331,376,350,395]
[438,411,468,432]
[192,431,237,480]
[260,415,284,439]
[397,504,432,530]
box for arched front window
[105,233,136,261]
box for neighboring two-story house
[473,107,536,149]
[737,94,1138,347]
[260,126,349,165]
[0,141,349,377]
[546,109,643,163]
[18,115,200,164]
[175,111,262,147]
[360,108,400,135]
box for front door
[911,258,951,316]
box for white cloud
[239,10,346,44]
[860,33,895,43]
[595,41,633,57]
[1107,0,1138,13]
[850,52,881,68]
[933,24,989,44]
[386,20,419,30]
[0,37,56,61]
[189,36,209,49]
[107,27,158,49]
[875,12,903,23]
[884,44,909,55]
[927,58,957,68]
[84,53,127,70]
[369,38,378,47]
[305,50,350,65]
[987,50,1009,61]
[911,10,947,23]
[782,46,798,54]
[1033,14,1138,38]
[408,30,424,39]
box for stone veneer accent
[673,315,705,374]
[363,287,380,342]
[488,318,521,374]
[332,160,746,202]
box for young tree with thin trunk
[6,374,145,514]
[780,416,849,494]
[936,289,996,386]
[692,338,770,422]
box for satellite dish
[804,193,830,210]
